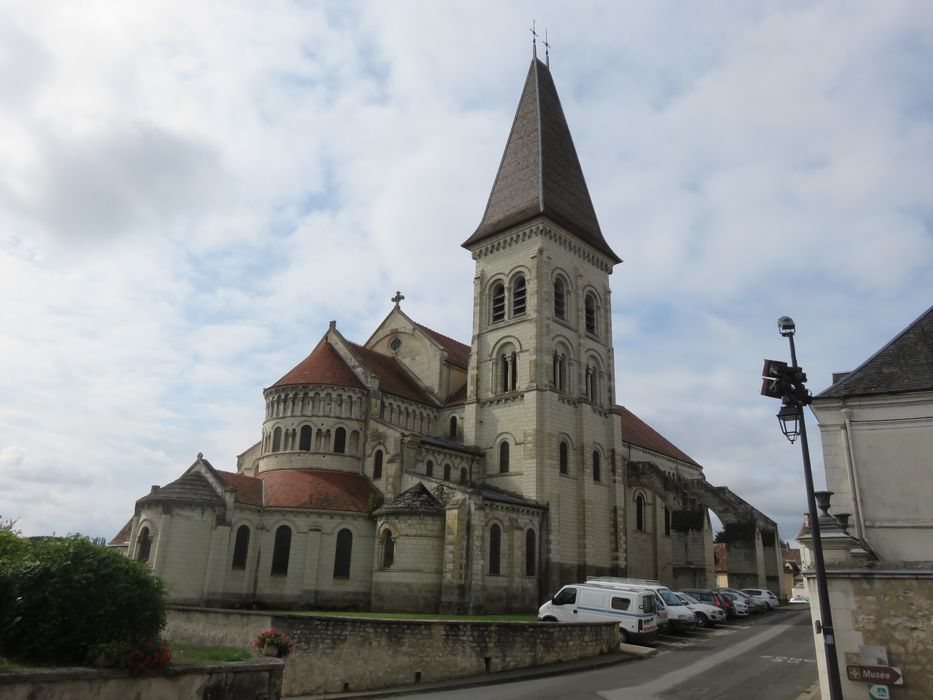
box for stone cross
[392,291,405,307]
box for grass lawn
[285,610,538,622]
[168,642,252,664]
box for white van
[586,577,697,633]
[537,582,658,644]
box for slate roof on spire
[818,303,933,398]
[463,58,621,264]
[272,337,365,390]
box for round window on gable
[389,336,402,352]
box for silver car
[676,591,726,627]
[741,588,779,610]
[720,591,750,616]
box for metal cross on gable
[391,290,405,306]
[530,21,551,66]
[530,20,539,58]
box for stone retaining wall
[165,606,619,696]
[0,659,283,700]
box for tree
[714,529,727,543]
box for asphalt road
[395,608,817,700]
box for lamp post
[763,316,844,700]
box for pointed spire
[463,59,620,264]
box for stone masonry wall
[166,607,618,697]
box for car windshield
[658,589,682,606]
[678,592,700,604]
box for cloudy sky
[2,1,931,546]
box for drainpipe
[839,406,866,541]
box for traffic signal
[760,359,810,403]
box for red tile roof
[350,343,437,405]
[217,470,264,506]
[259,470,378,512]
[445,383,467,406]
[617,405,700,468]
[272,338,366,390]
[415,323,471,369]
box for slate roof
[272,337,366,390]
[444,383,467,406]
[818,304,933,398]
[415,323,471,369]
[374,482,443,516]
[617,405,701,468]
[350,342,438,405]
[217,470,264,506]
[137,471,225,507]
[419,434,483,456]
[109,518,133,546]
[478,484,545,509]
[259,470,378,512]
[462,58,621,264]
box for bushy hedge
[0,535,167,664]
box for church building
[113,56,785,612]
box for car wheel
[541,616,557,622]
[695,613,708,628]
[619,628,628,644]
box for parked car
[717,587,766,614]
[675,591,726,627]
[789,594,810,604]
[681,588,733,618]
[537,582,659,644]
[742,588,779,610]
[587,577,696,633]
[719,591,750,616]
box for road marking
[599,622,797,700]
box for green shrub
[2,536,167,664]
[0,528,31,647]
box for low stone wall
[0,659,283,700]
[166,606,619,696]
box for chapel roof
[444,383,467,406]
[137,470,225,508]
[617,405,701,468]
[350,342,439,405]
[258,469,379,512]
[109,518,133,546]
[374,482,443,516]
[462,58,621,264]
[272,337,366,390]
[817,304,933,398]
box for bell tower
[461,57,625,590]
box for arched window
[559,440,569,474]
[272,426,282,453]
[553,351,567,391]
[381,530,394,568]
[664,506,671,536]
[449,416,458,438]
[592,450,601,482]
[232,525,250,569]
[635,494,646,532]
[525,529,536,576]
[333,427,346,453]
[499,441,510,473]
[333,528,352,579]
[512,276,526,316]
[585,293,598,336]
[489,524,501,575]
[271,525,291,576]
[491,283,506,323]
[136,526,152,563]
[349,430,360,454]
[444,463,451,481]
[426,460,434,477]
[299,425,312,451]
[459,467,467,484]
[554,278,566,320]
[586,365,599,404]
[373,449,383,480]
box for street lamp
[761,316,844,700]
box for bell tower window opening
[592,450,601,482]
[373,449,384,480]
[559,440,569,474]
[499,441,510,473]
[499,349,518,393]
[449,416,458,438]
[585,293,598,336]
[334,427,346,453]
[272,427,282,453]
[512,275,526,316]
[554,278,566,320]
[491,283,506,323]
[299,425,312,451]
[635,494,646,532]
[136,527,152,562]
[553,352,567,392]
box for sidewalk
[293,645,656,699]
[795,680,821,700]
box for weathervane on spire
[530,20,538,60]
[391,290,405,308]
